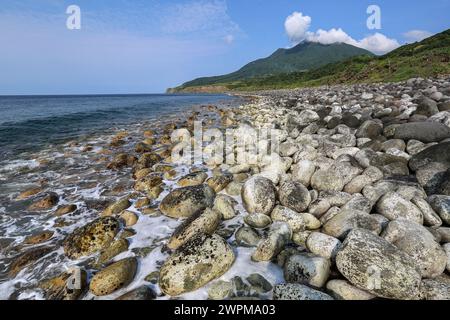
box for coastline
[1,77,450,300]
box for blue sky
[0,0,449,95]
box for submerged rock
[39,269,88,300]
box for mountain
[169,29,450,93]
[219,28,450,91]
[169,42,373,92]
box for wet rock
[225,181,243,196]
[252,223,291,262]
[55,204,77,216]
[39,269,88,300]
[284,253,331,288]
[63,217,120,260]
[144,271,159,284]
[273,283,333,300]
[9,246,53,276]
[134,174,163,196]
[278,181,311,213]
[23,231,54,245]
[102,198,131,217]
[208,280,234,300]
[206,174,233,192]
[322,209,382,240]
[376,192,423,224]
[244,213,272,229]
[246,273,272,293]
[213,194,237,220]
[167,208,221,250]
[235,227,261,247]
[90,257,138,296]
[160,184,215,219]
[241,176,277,215]
[16,187,43,200]
[159,233,235,296]
[336,228,421,300]
[326,280,375,300]
[96,239,129,265]
[116,286,156,300]
[28,192,59,211]
[271,205,320,232]
[177,172,208,187]
[119,210,139,227]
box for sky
[0,0,449,95]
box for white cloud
[305,28,356,45]
[357,33,400,54]
[284,11,311,43]
[285,11,400,54]
[403,30,433,42]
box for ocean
[0,94,240,160]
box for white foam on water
[0,159,39,173]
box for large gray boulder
[381,218,447,278]
[336,228,421,300]
[159,233,235,296]
[393,122,450,143]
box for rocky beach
[1,76,450,300]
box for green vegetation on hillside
[173,42,373,90]
[171,29,450,92]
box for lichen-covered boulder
[160,184,215,218]
[159,233,235,296]
[89,257,138,296]
[336,228,421,300]
[63,217,120,260]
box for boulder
[63,217,120,260]
[381,218,447,278]
[159,233,235,296]
[336,228,421,300]
[278,181,311,213]
[160,184,215,219]
[90,257,138,296]
[241,176,277,215]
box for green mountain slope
[170,29,450,93]
[170,42,373,91]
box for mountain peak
[176,41,373,90]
